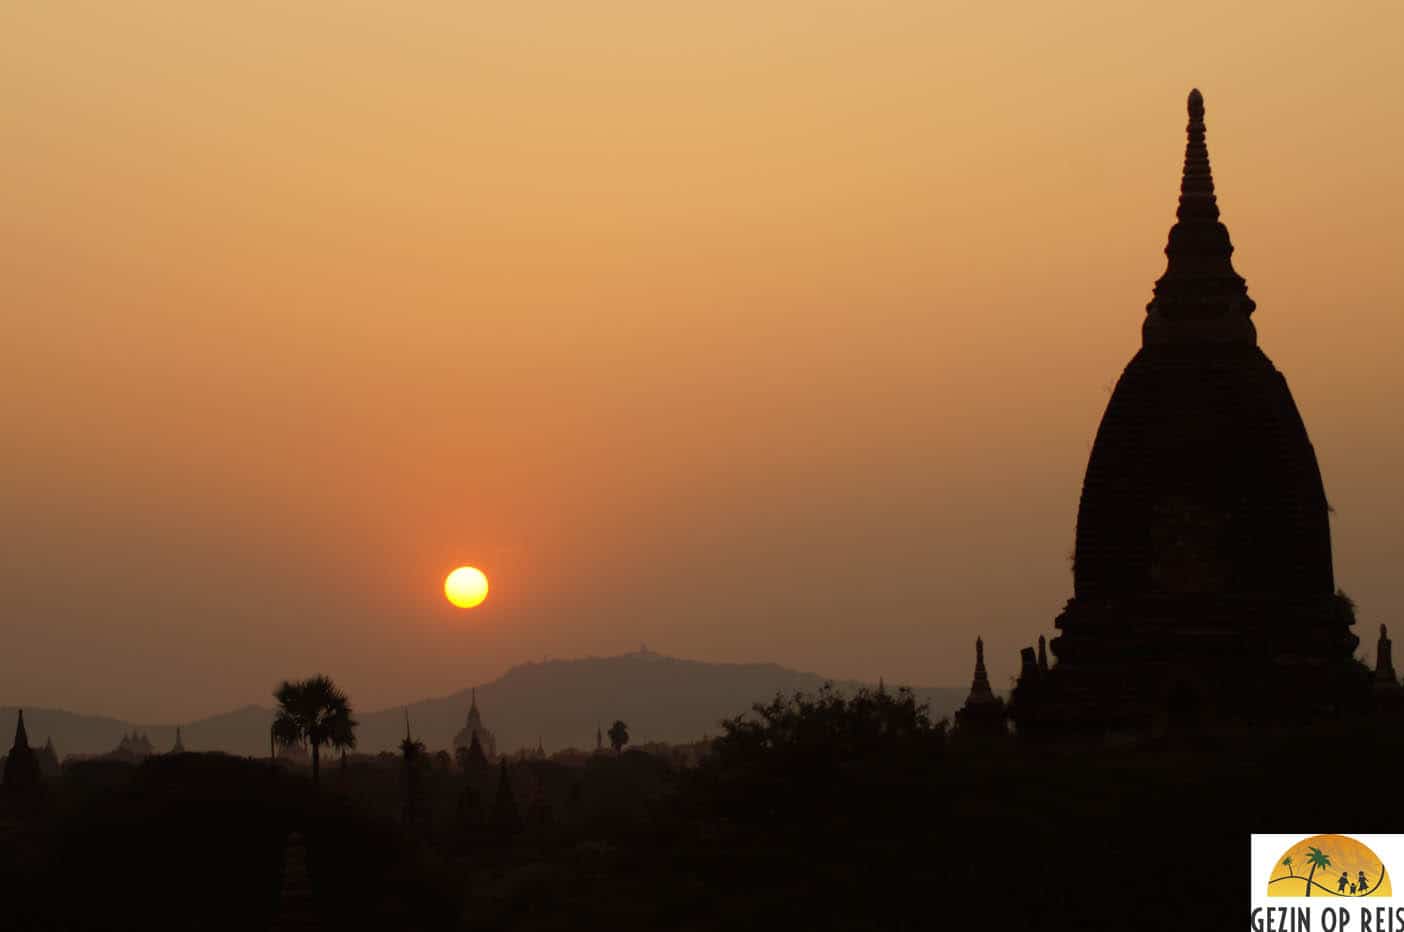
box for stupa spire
[4,710,41,790]
[1144,88,1256,345]
[965,637,996,705]
[1377,625,1398,685]
[1177,89,1217,224]
[955,637,1008,736]
[13,709,30,751]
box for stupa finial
[1143,88,1257,345]
[1176,88,1216,224]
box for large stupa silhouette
[1010,90,1360,737]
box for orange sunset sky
[2,1,1401,721]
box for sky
[2,1,1402,722]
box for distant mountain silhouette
[358,651,971,755]
[3,650,971,758]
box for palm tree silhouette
[273,674,358,787]
[1303,846,1332,897]
[330,702,357,777]
[1281,856,1294,878]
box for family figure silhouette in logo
[1338,871,1371,895]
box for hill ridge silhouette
[3,650,969,758]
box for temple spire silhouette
[1176,89,1219,224]
[3,709,41,791]
[968,638,994,703]
[453,686,496,759]
[1010,88,1355,739]
[1144,88,1256,346]
[1377,625,1398,684]
[955,638,1007,736]
[13,709,29,750]
[1373,625,1403,711]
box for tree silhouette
[272,675,357,787]
[456,781,485,851]
[608,720,629,755]
[492,759,522,839]
[399,733,426,763]
[400,715,427,831]
[1281,856,1294,878]
[330,706,357,761]
[1304,846,1332,897]
[713,683,943,767]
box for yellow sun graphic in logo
[1269,835,1390,897]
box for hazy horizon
[4,1,1402,721]
[5,646,964,726]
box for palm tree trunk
[312,741,321,787]
[1305,864,1317,896]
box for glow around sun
[444,566,489,609]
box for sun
[444,566,489,609]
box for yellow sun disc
[444,566,489,609]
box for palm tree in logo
[1303,847,1332,896]
[1281,856,1294,878]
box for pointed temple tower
[1372,625,1402,713]
[452,688,498,760]
[3,710,42,792]
[954,638,1007,736]
[1010,90,1359,737]
[1376,626,1398,686]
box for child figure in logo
[1358,871,1370,895]
[1339,872,1350,894]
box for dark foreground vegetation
[3,686,1399,930]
